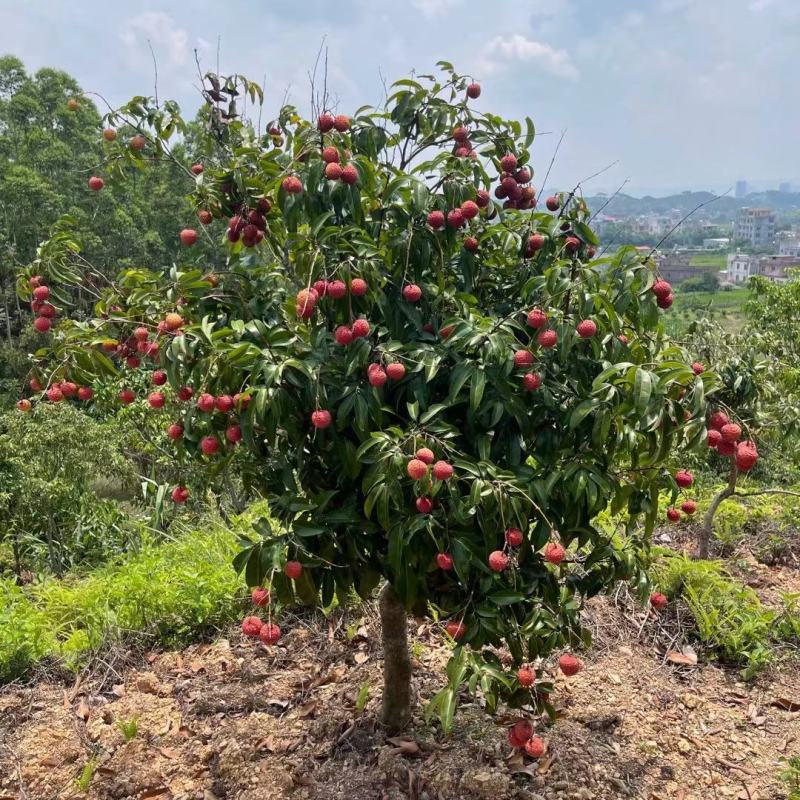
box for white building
[734,207,776,247]
[727,252,758,283]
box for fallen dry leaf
[75,697,90,721]
[39,756,60,768]
[387,737,422,757]
[158,747,179,759]
[772,696,800,712]
[298,701,318,718]
[354,651,369,664]
[139,786,168,799]
[666,646,698,666]
[111,684,126,698]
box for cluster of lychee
[651,278,674,310]
[666,469,697,522]
[506,653,583,757]
[16,375,94,412]
[493,152,536,211]
[426,193,489,254]
[241,586,281,645]
[29,277,58,334]
[295,275,369,320]
[225,197,271,247]
[706,410,759,471]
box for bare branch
[533,128,566,210]
[146,39,159,108]
[589,178,630,223]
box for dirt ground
[2,546,799,800]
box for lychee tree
[18,64,711,735]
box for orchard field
[1,57,800,800]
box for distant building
[655,250,702,284]
[727,252,800,283]
[734,207,776,247]
[735,180,748,198]
[777,232,800,257]
[779,182,792,193]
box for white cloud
[411,0,460,18]
[480,34,578,79]
[120,12,191,66]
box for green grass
[0,521,244,682]
[689,253,728,270]
[665,287,750,336]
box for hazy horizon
[1,0,798,198]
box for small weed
[411,641,425,661]
[355,682,370,713]
[117,716,139,741]
[74,758,97,792]
[779,755,800,799]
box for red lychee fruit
[333,114,350,132]
[152,370,167,386]
[350,277,368,296]
[77,386,93,401]
[119,388,135,405]
[311,409,332,429]
[514,350,534,368]
[440,324,455,339]
[282,175,303,194]
[103,128,116,141]
[215,395,234,413]
[463,236,479,253]
[226,425,242,444]
[60,381,77,397]
[432,460,453,481]
[651,280,672,300]
[681,500,697,516]
[403,283,422,302]
[735,443,758,472]
[461,200,479,220]
[242,615,263,637]
[452,125,470,143]
[475,190,490,208]
[416,496,433,514]
[525,234,546,256]
[666,507,681,523]
[88,176,104,191]
[148,392,165,409]
[368,366,387,387]
[445,620,465,639]
[675,470,693,489]
[488,550,509,572]
[525,736,545,758]
[47,385,64,402]
[407,459,428,480]
[618,334,629,344]
[508,720,533,749]
[657,294,674,309]
[167,423,184,441]
[650,592,668,609]
[318,113,335,132]
[130,134,146,151]
[558,653,582,676]
[191,163,203,175]
[447,209,465,229]
[505,528,524,547]
[436,552,454,571]
[328,280,347,299]
[259,622,281,645]
[692,362,705,375]
[180,228,198,246]
[313,279,328,297]
[322,146,340,163]
[718,440,736,456]
[197,393,215,412]
[172,485,189,504]
[515,167,532,183]
[251,587,270,607]
[544,542,566,565]
[721,423,741,442]
[517,666,535,687]
[466,82,481,99]
[16,399,31,412]
[522,372,542,391]
[34,317,51,333]
[500,154,518,172]
[126,356,141,369]
[296,288,318,318]
[707,429,722,447]
[33,286,50,301]
[416,447,435,465]
[200,435,219,455]
[133,326,148,341]
[527,309,547,329]
[576,319,597,338]
[545,196,560,211]
[427,210,445,229]
[178,386,194,402]
[29,377,42,392]
[335,325,354,345]
[537,329,558,349]
[341,164,359,185]
[325,162,343,180]
[565,236,580,253]
[351,318,370,338]
[386,362,406,381]
[709,411,729,431]
[284,560,303,580]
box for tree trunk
[698,460,738,559]
[379,582,412,734]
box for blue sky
[1,0,798,196]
